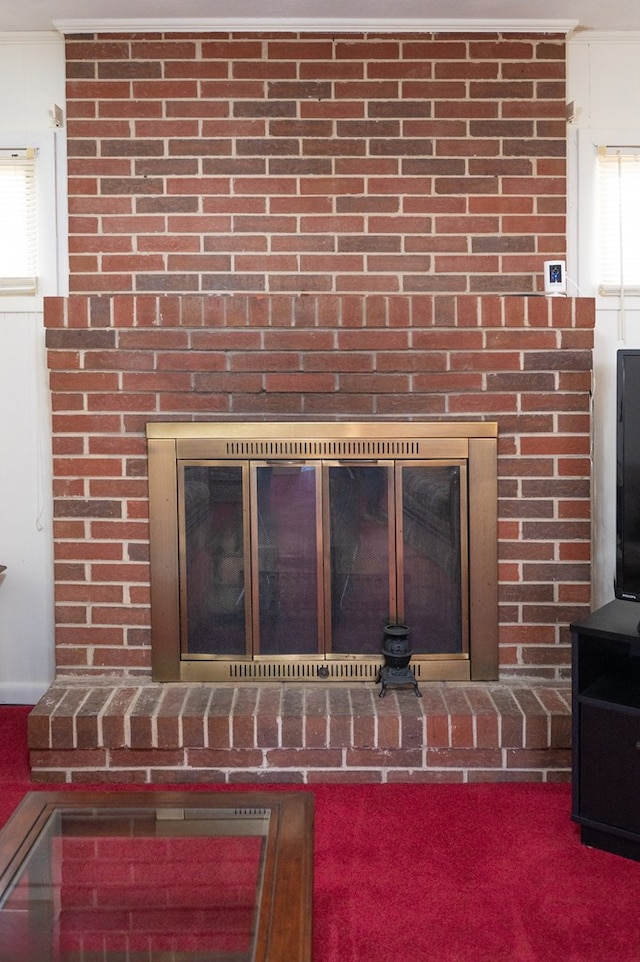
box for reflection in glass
[328,465,392,654]
[0,808,269,962]
[401,465,463,654]
[182,465,246,655]
[256,466,319,655]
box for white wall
[568,32,640,609]
[0,312,55,701]
[0,32,65,702]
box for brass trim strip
[148,437,180,682]
[468,436,499,680]
[147,420,498,441]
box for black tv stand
[571,599,640,862]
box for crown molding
[0,30,62,42]
[53,17,579,36]
[568,29,640,43]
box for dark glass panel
[183,465,246,656]
[401,465,463,654]
[256,466,318,655]
[328,465,392,654]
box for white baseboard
[0,681,50,705]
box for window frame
[0,147,38,295]
[597,147,640,295]
[0,129,67,312]
[576,128,640,309]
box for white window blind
[0,147,38,295]
[597,147,640,295]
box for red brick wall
[64,32,567,296]
[45,292,594,681]
[46,32,590,687]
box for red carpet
[2,705,640,961]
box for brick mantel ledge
[28,681,571,784]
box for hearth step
[28,681,571,785]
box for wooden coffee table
[0,790,313,961]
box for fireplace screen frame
[147,421,498,684]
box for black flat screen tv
[616,349,640,601]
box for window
[597,147,640,294]
[0,147,38,295]
[0,131,67,306]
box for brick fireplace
[29,30,591,782]
[29,290,592,782]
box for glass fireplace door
[325,462,395,655]
[252,464,322,656]
[397,461,468,656]
[149,421,498,683]
[179,462,250,657]
[179,459,468,662]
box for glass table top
[0,791,314,962]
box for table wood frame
[0,790,314,961]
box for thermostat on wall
[544,260,567,295]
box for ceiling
[2,0,640,36]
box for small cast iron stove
[377,623,422,698]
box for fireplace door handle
[338,459,379,465]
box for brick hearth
[28,682,571,784]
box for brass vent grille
[227,661,422,680]
[225,439,420,458]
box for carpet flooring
[1,704,640,961]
